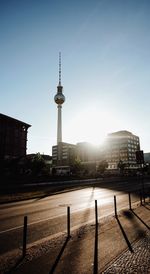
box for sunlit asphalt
[0,179,149,254]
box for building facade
[144,152,150,163]
[52,142,76,170]
[0,113,31,160]
[76,142,96,163]
[76,142,101,172]
[104,130,140,171]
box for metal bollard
[139,190,143,206]
[95,200,98,226]
[141,177,145,204]
[114,196,117,218]
[94,200,98,274]
[67,206,71,238]
[128,192,132,210]
[23,216,28,257]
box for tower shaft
[57,105,62,144]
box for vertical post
[128,192,132,210]
[95,200,98,226]
[23,216,28,257]
[94,200,98,274]
[114,196,117,218]
[142,176,145,204]
[140,190,143,206]
[67,206,70,238]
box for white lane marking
[0,196,141,237]
[0,225,23,234]
[0,214,65,235]
[0,198,114,235]
[0,185,147,234]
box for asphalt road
[0,178,149,255]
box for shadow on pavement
[94,222,98,274]
[142,204,150,211]
[49,237,70,274]
[6,256,24,274]
[122,210,146,239]
[130,209,150,230]
[49,187,96,274]
[115,216,133,253]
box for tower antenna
[59,52,61,85]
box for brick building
[0,113,31,160]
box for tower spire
[59,52,61,85]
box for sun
[65,106,120,146]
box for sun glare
[66,107,120,146]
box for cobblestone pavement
[102,231,150,274]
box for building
[0,113,31,160]
[52,142,76,166]
[144,152,150,163]
[104,130,140,171]
[52,142,76,174]
[76,142,96,162]
[76,142,101,172]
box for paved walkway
[103,231,150,274]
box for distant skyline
[0,0,150,154]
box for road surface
[0,178,149,255]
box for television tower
[54,52,65,145]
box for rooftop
[0,113,31,128]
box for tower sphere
[54,92,65,105]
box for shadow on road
[94,177,150,199]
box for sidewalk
[1,202,150,274]
[103,232,150,273]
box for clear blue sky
[0,0,150,154]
